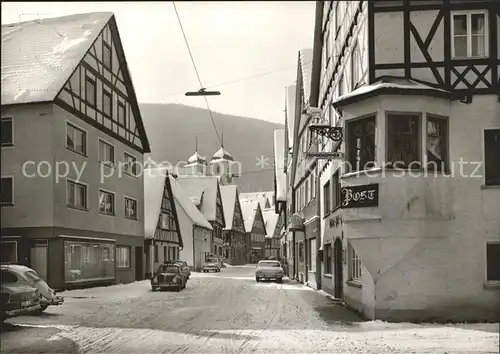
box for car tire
[35,305,48,315]
[176,284,181,292]
[256,277,260,282]
[277,278,283,283]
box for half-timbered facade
[241,201,266,263]
[309,0,500,322]
[143,168,182,278]
[221,185,247,265]
[176,176,226,259]
[1,12,150,289]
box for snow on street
[1,265,498,353]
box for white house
[170,175,212,271]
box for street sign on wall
[340,183,379,209]
[306,151,344,160]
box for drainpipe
[192,225,196,271]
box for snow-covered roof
[299,49,313,103]
[262,208,280,238]
[220,185,238,231]
[143,167,170,239]
[211,146,233,162]
[286,85,297,147]
[240,200,259,233]
[176,175,220,222]
[332,76,452,108]
[186,151,208,166]
[169,175,212,230]
[240,192,273,210]
[1,12,113,106]
[273,129,286,202]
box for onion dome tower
[209,132,238,185]
[185,137,208,175]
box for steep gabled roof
[286,85,297,147]
[143,168,168,239]
[240,192,273,210]
[220,185,237,231]
[1,12,151,153]
[169,175,212,230]
[262,208,280,238]
[176,175,220,221]
[273,129,286,202]
[1,12,112,105]
[299,48,313,104]
[240,200,259,233]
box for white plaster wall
[177,201,194,267]
[1,104,55,227]
[339,94,500,321]
[52,105,145,237]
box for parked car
[172,260,191,279]
[255,260,284,282]
[1,265,64,314]
[1,270,41,322]
[201,257,221,272]
[151,262,186,292]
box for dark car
[172,260,191,279]
[1,270,41,322]
[150,263,186,292]
[1,265,64,314]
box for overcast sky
[1,1,315,125]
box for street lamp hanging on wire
[185,88,221,96]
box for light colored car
[1,265,64,314]
[201,257,221,272]
[255,260,284,282]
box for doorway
[333,238,343,299]
[30,240,48,281]
[135,246,143,281]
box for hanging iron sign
[340,183,379,209]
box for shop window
[64,241,115,283]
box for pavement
[1,265,498,353]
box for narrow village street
[1,265,498,353]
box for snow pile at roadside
[57,280,150,299]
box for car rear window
[158,265,178,273]
[24,270,41,283]
[259,261,280,267]
[1,270,18,283]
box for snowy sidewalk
[57,280,151,299]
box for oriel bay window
[427,115,448,172]
[346,116,375,172]
[386,113,420,169]
[64,241,115,283]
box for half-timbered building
[308,0,499,322]
[221,185,248,265]
[144,168,183,278]
[263,208,283,260]
[176,176,226,259]
[241,201,266,263]
[1,13,150,289]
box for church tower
[209,132,239,185]
[185,137,208,176]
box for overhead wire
[172,1,222,146]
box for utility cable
[172,1,222,146]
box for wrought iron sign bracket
[309,124,343,142]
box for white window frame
[66,121,87,156]
[123,152,138,177]
[66,179,88,210]
[1,116,14,147]
[98,138,115,167]
[124,196,138,220]
[0,175,14,206]
[348,243,362,282]
[451,11,489,59]
[482,127,500,187]
[485,240,500,286]
[99,189,115,215]
[116,245,131,268]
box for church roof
[211,146,233,162]
[186,151,208,166]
